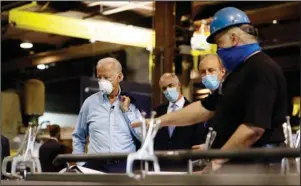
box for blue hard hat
[206,7,251,44]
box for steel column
[152,2,176,108]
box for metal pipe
[52,148,300,167]
[262,41,300,51]
[21,173,300,185]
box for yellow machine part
[9,2,155,49]
[1,92,23,145]
[292,96,300,117]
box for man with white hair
[72,57,142,173]
[133,7,287,173]
[153,73,205,171]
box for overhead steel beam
[194,2,300,26]
[9,2,155,48]
[102,2,153,15]
[191,1,225,18]
[2,42,126,72]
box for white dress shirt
[167,96,185,113]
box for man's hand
[131,119,150,128]
[120,96,131,112]
[206,159,225,172]
[194,159,224,175]
[131,121,142,128]
[192,144,206,151]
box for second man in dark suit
[153,73,206,171]
[39,124,67,172]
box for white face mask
[98,79,113,95]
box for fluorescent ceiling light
[90,38,96,43]
[102,2,153,15]
[20,42,33,49]
[37,64,47,70]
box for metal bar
[2,42,125,72]
[17,173,300,185]
[101,2,153,15]
[262,41,300,51]
[52,148,300,167]
[1,1,31,11]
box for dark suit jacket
[1,135,10,179]
[39,139,67,172]
[153,97,207,171]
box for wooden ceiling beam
[191,1,225,18]
[194,2,300,26]
[2,42,126,72]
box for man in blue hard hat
[133,7,287,173]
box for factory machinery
[1,79,300,185]
[1,110,300,185]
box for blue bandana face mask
[202,74,220,90]
[217,43,261,72]
[163,87,179,103]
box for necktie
[168,104,177,137]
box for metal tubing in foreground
[9,173,299,185]
[53,148,300,167]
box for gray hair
[159,73,180,85]
[226,26,258,44]
[199,54,224,69]
[96,57,122,73]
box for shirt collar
[102,86,122,100]
[168,96,185,109]
[100,86,121,103]
[46,137,58,142]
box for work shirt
[201,52,287,149]
[72,91,142,156]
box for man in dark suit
[153,73,206,171]
[1,135,10,179]
[39,124,67,172]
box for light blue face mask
[163,87,179,103]
[202,74,220,90]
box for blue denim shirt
[72,91,142,156]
